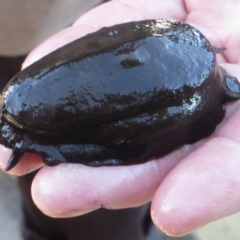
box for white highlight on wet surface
[155,19,179,29]
[150,19,180,37]
[183,93,201,113]
[109,30,118,36]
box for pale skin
[1,0,240,237]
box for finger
[151,136,240,236]
[150,64,240,236]
[185,0,240,63]
[185,0,240,30]
[73,0,186,27]
[31,148,191,217]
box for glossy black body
[1,19,240,170]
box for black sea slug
[1,19,240,171]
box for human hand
[1,0,240,236]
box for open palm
[1,0,240,236]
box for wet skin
[1,19,240,170]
